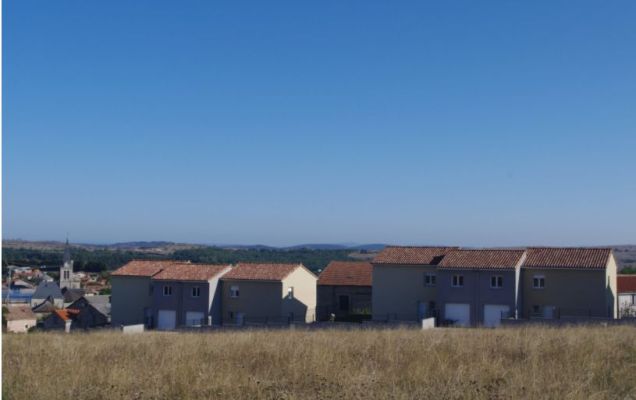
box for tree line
[2,246,358,275]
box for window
[163,285,172,296]
[533,275,545,289]
[287,287,294,300]
[230,285,240,298]
[424,273,436,287]
[452,274,464,288]
[532,305,540,314]
[490,275,503,289]
[63,270,69,280]
[192,287,200,297]
[149,284,154,296]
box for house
[62,288,86,306]
[85,295,111,322]
[30,281,64,309]
[221,263,317,325]
[317,261,372,321]
[111,260,190,326]
[4,305,37,333]
[520,247,618,319]
[83,280,108,295]
[617,275,636,318]
[436,249,526,327]
[66,296,110,329]
[371,246,458,321]
[42,309,80,332]
[151,263,231,330]
[31,298,57,314]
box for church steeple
[63,237,71,264]
[60,236,77,290]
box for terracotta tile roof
[438,249,526,270]
[54,309,80,321]
[373,246,458,265]
[523,248,612,270]
[111,260,191,277]
[618,275,636,293]
[318,261,372,286]
[221,263,302,281]
[153,264,230,281]
[4,305,36,321]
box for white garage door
[483,305,510,328]
[185,311,205,327]
[445,303,470,327]
[157,310,176,330]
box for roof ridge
[450,248,525,251]
[384,245,457,248]
[527,246,612,250]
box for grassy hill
[3,326,635,399]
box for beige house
[221,263,317,325]
[111,260,192,327]
[520,248,618,319]
[371,246,457,321]
[4,305,37,333]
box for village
[3,242,636,333]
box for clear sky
[3,1,636,247]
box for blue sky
[3,1,636,246]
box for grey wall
[111,276,153,326]
[221,280,282,323]
[437,269,516,326]
[152,280,212,327]
[372,264,437,321]
[521,269,608,318]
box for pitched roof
[32,281,64,300]
[523,248,612,270]
[53,309,80,322]
[62,288,85,303]
[4,305,36,321]
[69,297,111,317]
[111,260,191,277]
[373,246,458,265]
[438,249,526,270]
[85,295,110,305]
[618,275,636,293]
[221,263,302,281]
[318,261,372,286]
[32,299,57,313]
[152,264,230,281]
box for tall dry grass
[3,326,636,399]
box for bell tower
[59,237,75,290]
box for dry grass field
[3,326,636,400]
